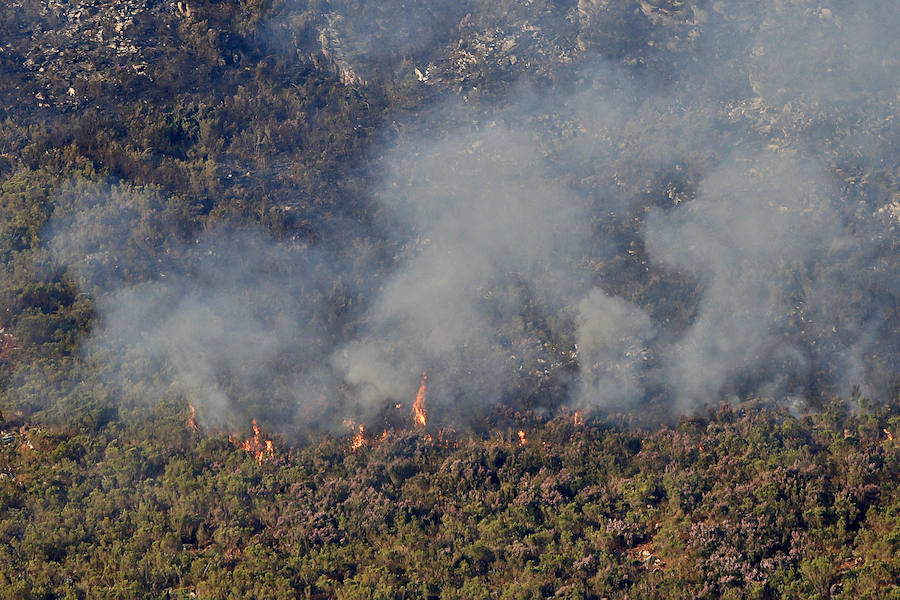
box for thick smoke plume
[46,0,898,433]
[574,289,655,412]
[47,182,368,432]
[644,153,860,413]
[333,125,595,417]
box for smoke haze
[44,0,898,433]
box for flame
[517,430,527,445]
[885,428,894,441]
[413,372,427,427]
[574,411,583,427]
[187,403,198,431]
[351,424,366,451]
[235,419,274,464]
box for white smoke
[42,0,899,432]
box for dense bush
[0,402,898,598]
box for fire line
[413,372,427,427]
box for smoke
[46,181,372,432]
[332,124,596,417]
[574,289,655,412]
[318,1,468,62]
[748,0,900,115]
[644,153,852,412]
[262,0,469,85]
[41,0,898,433]
[84,241,323,429]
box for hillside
[1,401,899,598]
[0,0,898,597]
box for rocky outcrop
[2,0,176,111]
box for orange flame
[413,372,427,427]
[574,411,583,427]
[885,428,894,441]
[351,424,366,451]
[517,430,527,445]
[187,403,198,431]
[235,419,274,464]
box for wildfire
[885,429,894,441]
[235,418,275,464]
[413,372,427,427]
[574,411,583,427]
[187,403,198,431]
[351,424,366,451]
[517,430,527,445]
